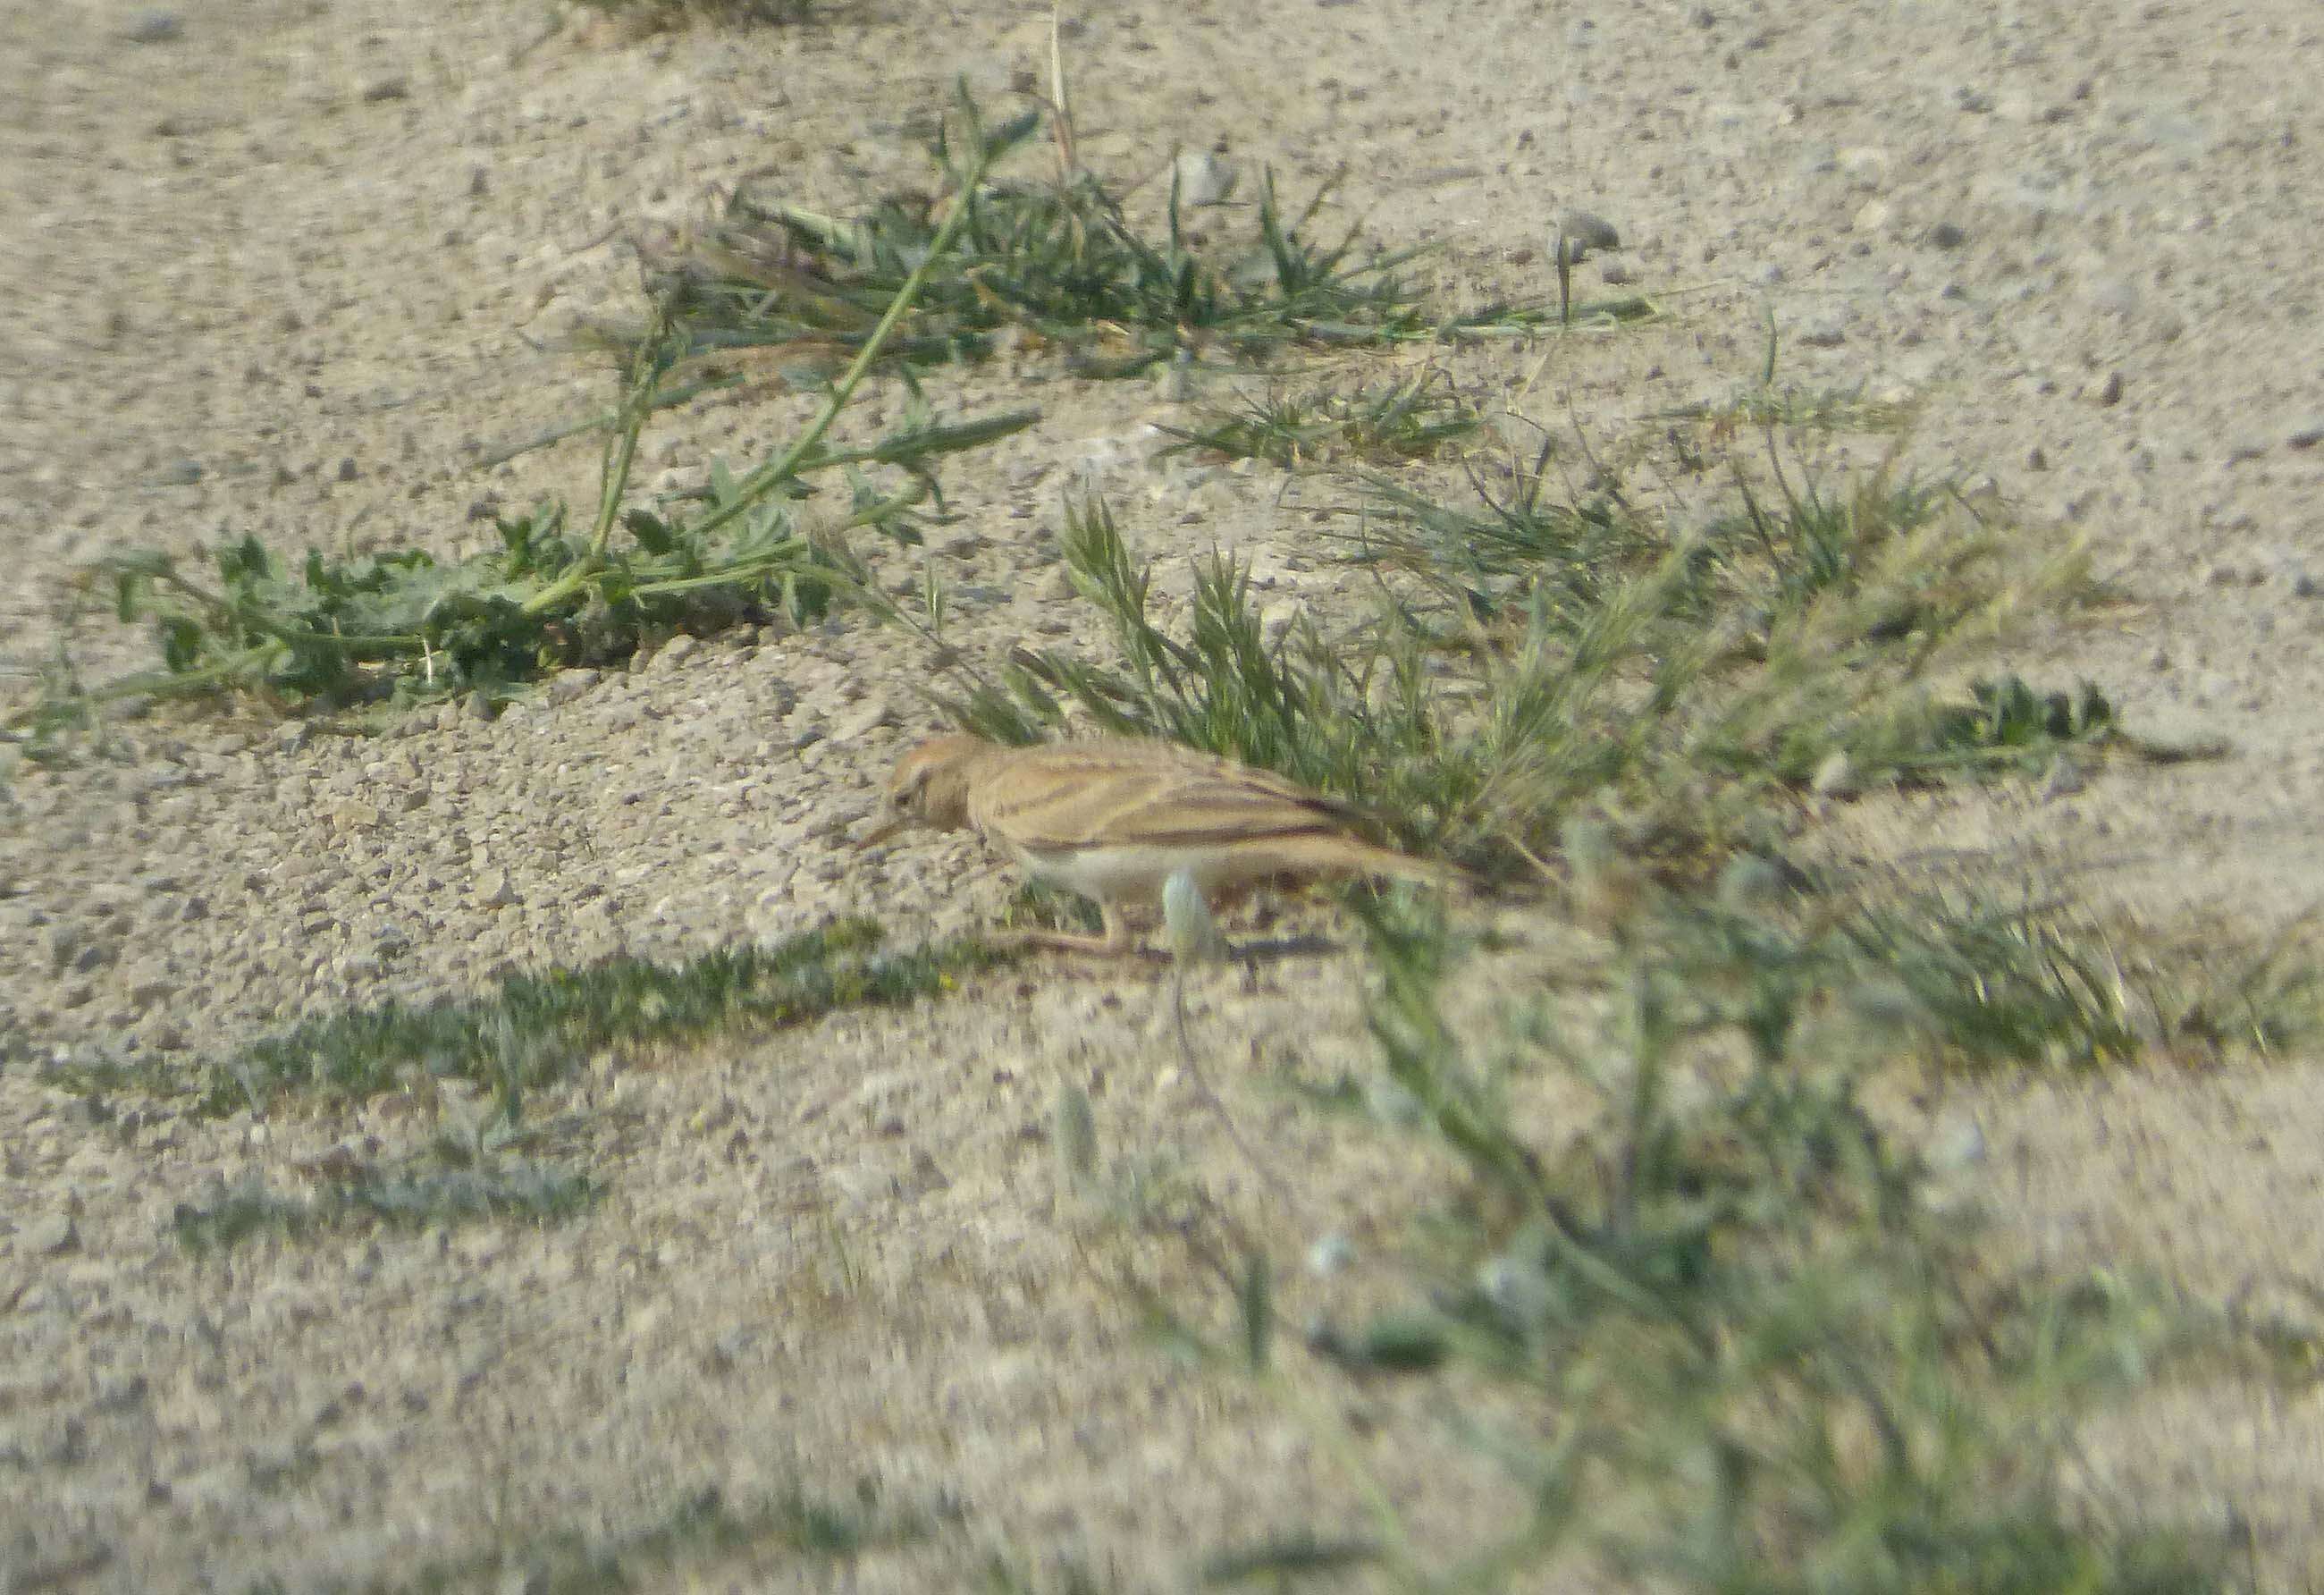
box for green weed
[1149,898,2225,1590]
[634,93,1639,386]
[944,451,2135,883]
[1655,385,1915,438]
[1156,369,1483,469]
[1653,312,1915,443]
[37,89,1036,727]
[944,496,1513,863]
[1335,446,1661,632]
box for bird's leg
[1161,868,1231,964]
[999,901,1149,958]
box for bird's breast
[1015,841,1261,905]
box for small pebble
[1837,146,1890,188]
[27,1213,79,1255]
[1810,750,1856,797]
[831,698,897,740]
[1051,1085,1098,1186]
[1924,1112,1988,1174]
[2039,757,2085,800]
[328,799,380,831]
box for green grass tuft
[1156,370,1482,469]
[1146,895,2230,1590]
[943,443,2146,885]
[1655,384,1916,438]
[34,89,1036,730]
[633,91,1634,386]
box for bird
[866,733,1470,955]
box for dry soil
[4,0,2323,1589]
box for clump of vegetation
[10,91,1035,738]
[1155,368,1483,469]
[1653,326,1916,444]
[629,98,1645,387]
[1144,895,2225,1591]
[1656,383,1916,440]
[81,323,1031,721]
[16,88,1653,752]
[1646,863,2316,1072]
[943,451,2133,882]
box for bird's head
[863,733,989,843]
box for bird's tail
[1267,834,1480,893]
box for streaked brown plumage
[869,734,1465,954]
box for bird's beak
[859,814,907,848]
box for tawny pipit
[868,734,1467,955]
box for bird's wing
[971,743,1359,854]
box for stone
[124,11,183,43]
[831,698,897,741]
[26,1213,78,1255]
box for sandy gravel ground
[4,0,2323,1588]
